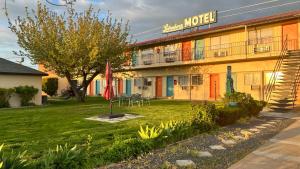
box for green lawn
[0,97,193,158]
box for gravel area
[101,116,295,169]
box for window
[191,75,203,85]
[164,44,178,56]
[134,78,142,87]
[178,76,189,86]
[141,48,154,58]
[248,28,273,45]
[143,78,152,86]
[244,72,260,85]
[211,35,230,49]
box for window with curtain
[178,76,189,86]
[211,35,230,49]
[191,74,203,85]
[244,72,260,85]
[248,28,273,45]
[164,44,177,56]
[211,36,220,50]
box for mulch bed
[101,116,295,169]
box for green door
[166,76,174,97]
[132,51,138,66]
[195,39,204,60]
[126,79,132,96]
[95,80,100,95]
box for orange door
[118,79,123,96]
[182,41,192,61]
[89,80,94,96]
[210,74,220,100]
[156,76,163,98]
[282,23,298,50]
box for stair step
[269,107,293,112]
[272,91,293,94]
[276,81,298,84]
[270,103,294,107]
[287,50,300,54]
[270,99,295,103]
[282,64,300,67]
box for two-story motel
[59,10,300,102]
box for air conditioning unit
[214,51,228,57]
[165,57,176,63]
[254,46,271,53]
[143,60,152,65]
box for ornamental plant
[0,88,14,108]
[42,78,58,97]
[0,144,3,169]
[37,144,90,169]
[14,86,38,106]
[138,126,161,140]
[0,144,30,169]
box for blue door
[126,79,132,96]
[166,76,174,97]
[195,39,204,60]
[95,80,100,95]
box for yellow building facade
[87,10,300,102]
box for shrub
[216,106,243,126]
[0,88,14,108]
[224,92,265,117]
[159,120,193,143]
[0,144,30,169]
[217,92,266,126]
[191,103,218,131]
[103,138,152,163]
[42,78,58,97]
[14,86,38,106]
[37,144,90,169]
[138,126,161,140]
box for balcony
[126,37,299,69]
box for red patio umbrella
[103,61,114,115]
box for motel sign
[162,11,217,33]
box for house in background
[38,65,70,95]
[0,58,47,107]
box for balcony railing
[128,36,299,68]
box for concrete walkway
[229,111,300,169]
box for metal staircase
[265,39,300,111]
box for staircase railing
[265,36,288,102]
[292,65,300,108]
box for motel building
[42,10,300,110]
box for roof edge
[132,9,300,48]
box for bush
[216,106,243,126]
[14,86,38,106]
[37,144,90,169]
[103,138,152,163]
[0,144,30,169]
[191,103,218,132]
[159,120,193,144]
[0,88,14,108]
[42,78,58,97]
[217,92,267,126]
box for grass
[0,97,194,159]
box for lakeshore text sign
[162,11,217,33]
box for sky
[0,0,300,68]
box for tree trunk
[66,75,86,102]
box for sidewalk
[229,111,300,169]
